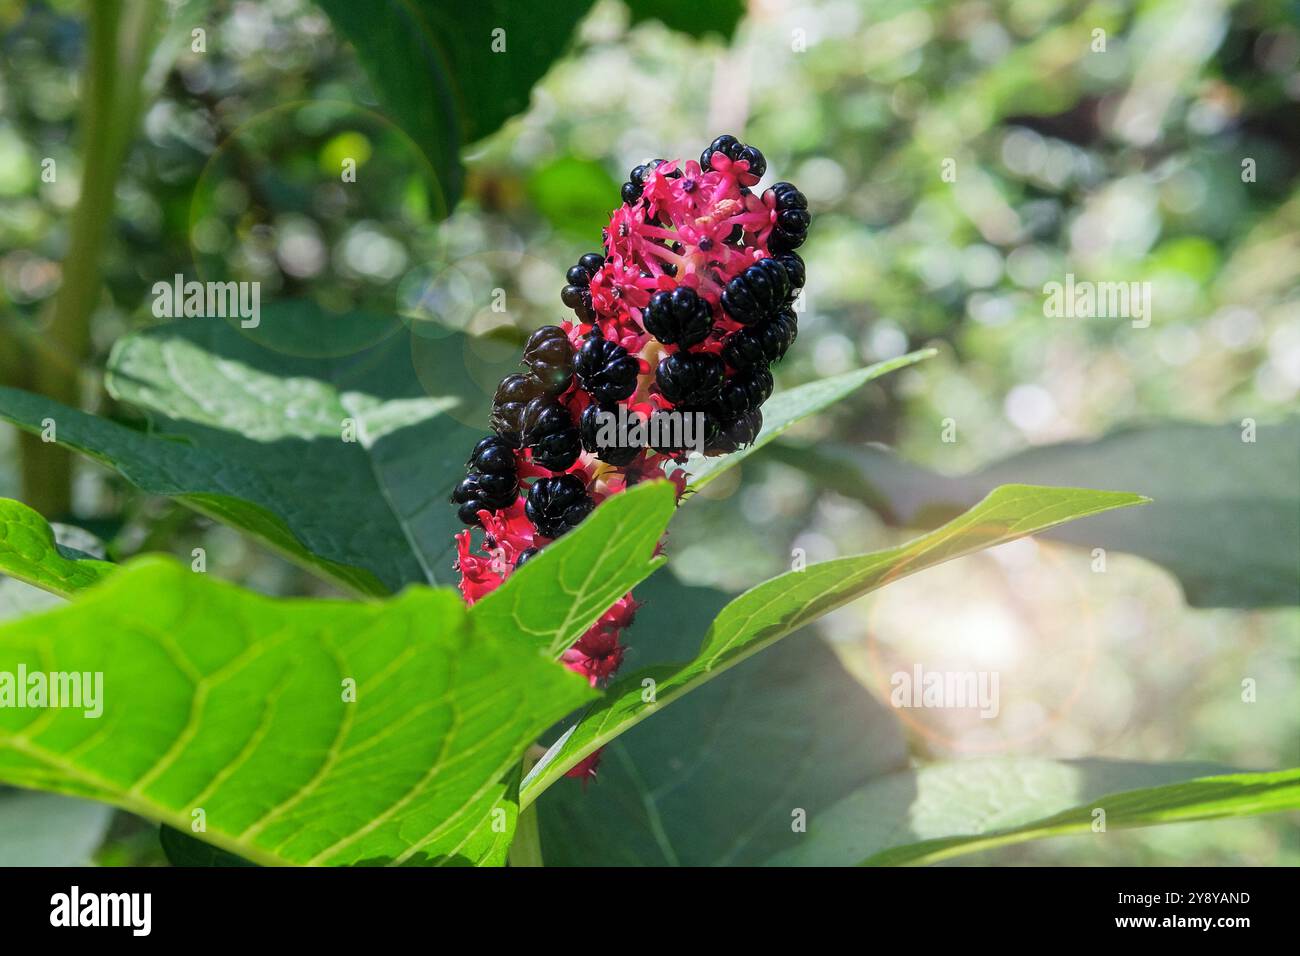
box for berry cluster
[451,135,811,782]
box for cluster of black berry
[766,182,811,253]
[451,134,812,551]
[645,249,805,455]
[699,134,767,181]
[620,159,666,205]
[450,436,518,526]
[467,323,598,538]
[559,253,604,324]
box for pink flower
[564,749,603,786]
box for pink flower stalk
[451,135,810,783]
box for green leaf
[470,481,676,657]
[684,351,935,493]
[625,0,746,40]
[0,305,514,596]
[536,573,909,865]
[856,765,1300,867]
[520,484,1147,802]
[315,0,596,213]
[160,825,255,867]
[767,756,1231,866]
[0,558,595,866]
[0,499,114,599]
[0,789,113,866]
[770,419,1300,608]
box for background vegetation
[0,0,1296,864]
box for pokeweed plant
[2,137,1298,867]
[1,3,1297,868]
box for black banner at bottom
[0,865,1283,941]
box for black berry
[715,366,774,416]
[515,547,540,568]
[720,258,793,324]
[767,181,807,213]
[575,332,639,404]
[450,472,517,527]
[700,134,766,181]
[526,474,594,539]
[643,286,714,347]
[649,405,718,457]
[620,160,665,206]
[735,145,767,180]
[700,134,740,170]
[491,373,546,445]
[580,403,642,466]
[521,396,581,472]
[467,435,516,476]
[521,325,575,395]
[561,253,604,323]
[705,407,763,455]
[765,182,811,253]
[722,307,798,369]
[775,252,805,294]
[656,351,725,407]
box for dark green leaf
[625,0,745,40]
[771,419,1300,608]
[315,0,597,212]
[160,825,256,867]
[0,304,514,595]
[537,574,908,865]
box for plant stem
[508,802,545,868]
[22,0,157,517]
[507,746,547,867]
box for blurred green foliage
[0,0,1297,865]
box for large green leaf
[315,0,596,213]
[854,765,1300,867]
[770,419,1300,608]
[0,499,113,599]
[0,558,594,866]
[469,481,676,657]
[684,351,935,493]
[536,573,909,865]
[625,0,746,40]
[520,484,1147,802]
[0,305,513,596]
[767,756,1231,866]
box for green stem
[508,802,545,868]
[23,0,158,518]
[508,746,546,867]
